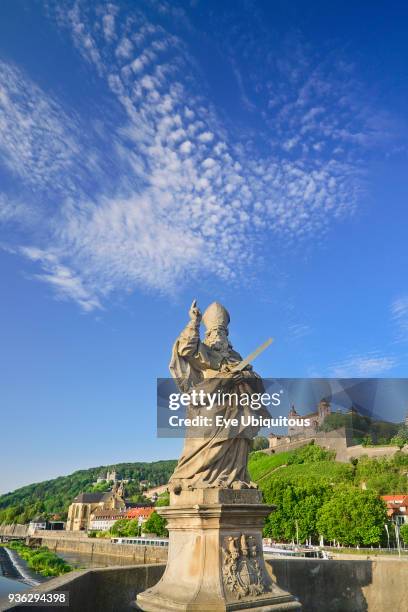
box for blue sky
[0,0,407,493]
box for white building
[89,508,126,531]
[28,517,47,535]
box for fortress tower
[317,399,330,425]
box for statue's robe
[169,319,270,490]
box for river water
[0,547,134,603]
[57,551,114,569]
[0,575,29,600]
[0,546,48,602]
[0,547,30,601]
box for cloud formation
[329,352,397,377]
[391,296,408,342]
[0,1,399,310]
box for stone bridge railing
[1,558,408,612]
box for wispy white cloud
[391,296,408,342]
[0,194,36,226]
[19,246,102,312]
[329,352,397,377]
[287,323,312,340]
[0,1,399,311]
[0,60,79,191]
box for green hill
[248,443,408,494]
[2,443,408,546]
[0,460,177,525]
[248,443,408,546]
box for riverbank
[4,542,72,578]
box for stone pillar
[136,489,301,611]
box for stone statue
[137,301,302,611]
[168,300,270,493]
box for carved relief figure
[222,534,266,598]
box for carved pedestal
[136,489,301,611]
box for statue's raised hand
[189,299,202,323]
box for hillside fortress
[267,399,405,462]
[288,398,331,435]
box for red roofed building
[381,495,408,525]
[126,507,154,521]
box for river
[0,547,30,601]
[0,547,131,604]
[0,546,47,601]
[57,550,114,569]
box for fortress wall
[267,428,350,461]
[2,558,408,612]
[346,444,404,460]
[267,428,405,462]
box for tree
[400,524,408,546]
[286,443,335,465]
[319,413,349,432]
[129,492,149,504]
[362,435,373,447]
[124,519,140,537]
[109,519,129,536]
[0,459,177,525]
[143,511,168,537]
[86,481,111,493]
[316,486,387,546]
[252,436,269,451]
[262,481,330,543]
[391,427,408,450]
[155,491,170,507]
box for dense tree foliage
[263,481,329,543]
[110,518,140,537]
[143,511,168,537]
[400,524,408,545]
[0,460,176,524]
[252,436,269,451]
[286,442,335,464]
[155,491,170,506]
[319,412,400,445]
[316,486,387,546]
[249,443,407,546]
[391,426,408,450]
[352,452,408,494]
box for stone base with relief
[136,489,302,612]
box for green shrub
[400,523,408,545]
[6,541,72,577]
